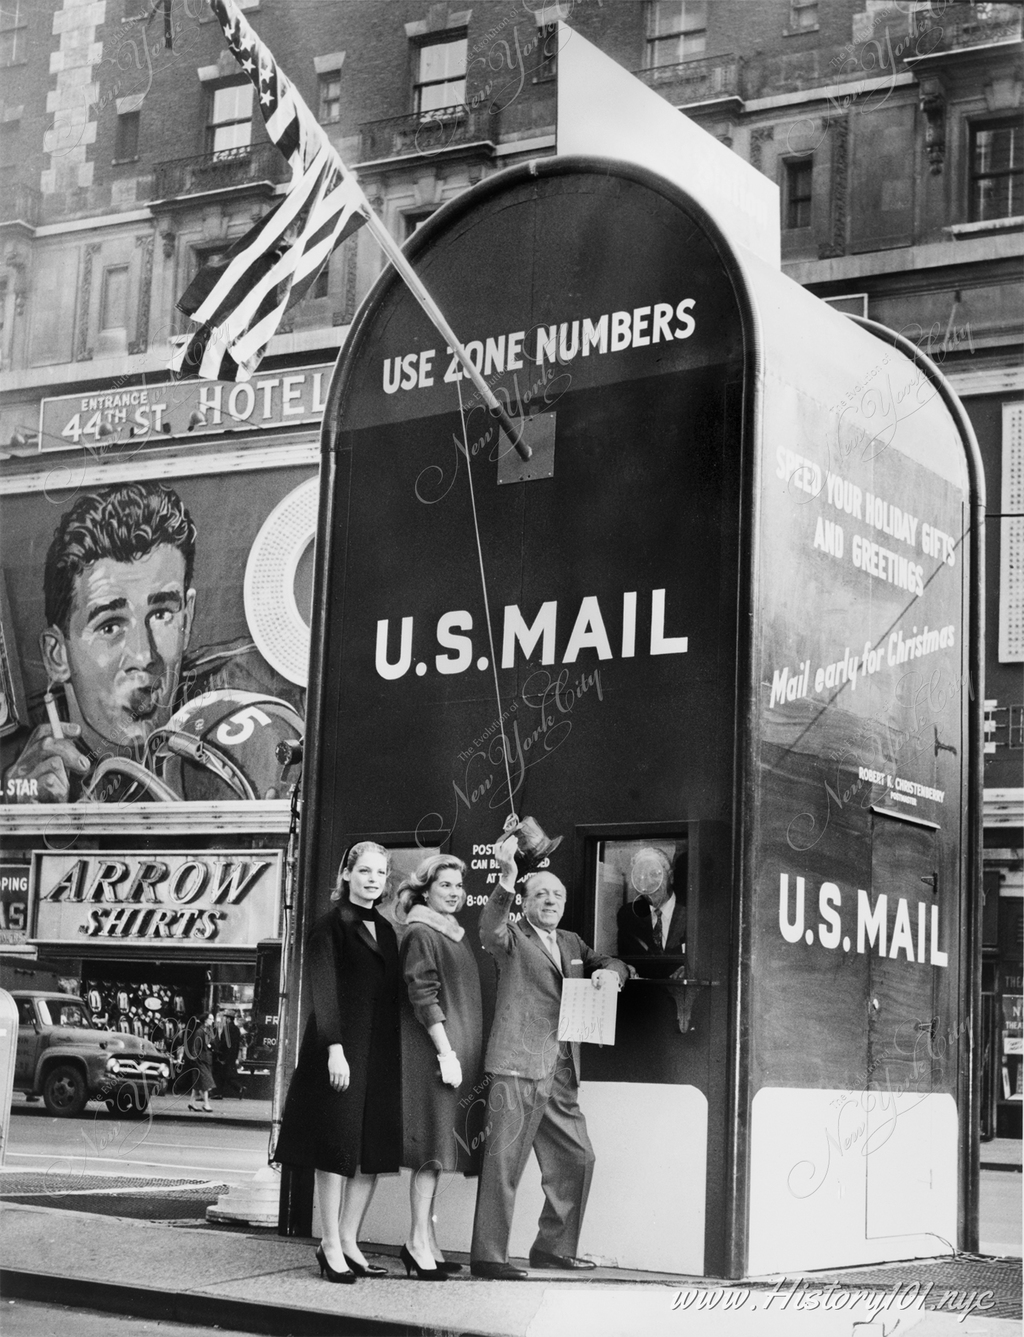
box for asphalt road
[5,1105,269,1189]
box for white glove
[437,1051,462,1087]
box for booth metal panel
[289,157,982,1277]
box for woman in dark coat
[397,854,484,1277]
[274,842,401,1282]
[186,1013,215,1112]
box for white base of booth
[313,1082,709,1275]
[748,1088,959,1275]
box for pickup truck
[13,990,171,1117]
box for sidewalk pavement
[980,1138,1023,1171]
[1,1198,1020,1337]
[2,1118,1019,1334]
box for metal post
[274,772,316,1235]
[275,450,340,1237]
[270,774,301,1153]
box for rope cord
[455,377,518,826]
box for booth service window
[207,82,253,155]
[785,158,814,229]
[970,119,1022,222]
[367,844,442,926]
[592,837,687,974]
[646,1,707,67]
[413,34,468,115]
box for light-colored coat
[399,914,484,1173]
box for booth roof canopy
[740,248,970,494]
[556,21,781,270]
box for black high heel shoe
[315,1243,357,1284]
[400,1243,448,1281]
[433,1260,463,1273]
[343,1253,388,1277]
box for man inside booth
[615,846,687,980]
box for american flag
[172,0,369,382]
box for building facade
[0,0,1020,1128]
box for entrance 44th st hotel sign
[32,850,282,948]
[38,363,331,451]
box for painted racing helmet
[79,690,302,802]
[147,690,304,801]
[80,695,300,796]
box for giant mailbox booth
[285,156,983,1278]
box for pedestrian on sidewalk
[273,842,402,1284]
[396,854,484,1280]
[186,1012,216,1112]
[213,1010,245,1099]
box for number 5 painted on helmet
[216,706,272,746]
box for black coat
[215,1018,241,1067]
[185,1023,216,1093]
[274,902,402,1176]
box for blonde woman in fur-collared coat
[397,854,484,1279]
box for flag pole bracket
[496,411,556,485]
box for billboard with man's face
[0,464,315,806]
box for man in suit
[213,1010,244,1099]
[469,837,631,1280]
[615,846,686,980]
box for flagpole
[360,205,532,462]
[181,0,532,461]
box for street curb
[8,1107,271,1132]
[0,1268,491,1337]
[150,1114,273,1131]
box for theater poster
[0,461,317,808]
